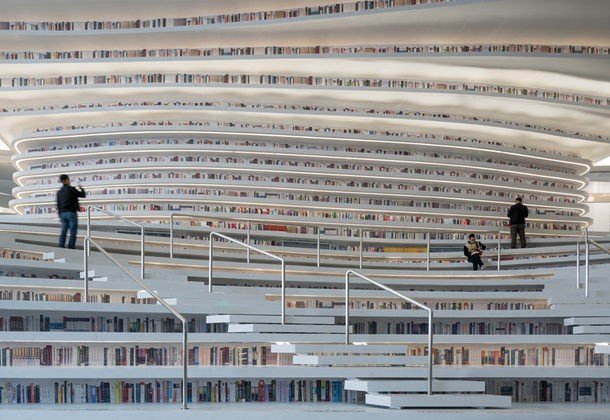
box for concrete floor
[0,403,608,420]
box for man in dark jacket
[56,174,86,249]
[508,197,528,248]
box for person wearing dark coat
[508,197,529,248]
[56,174,86,249]
[464,233,486,271]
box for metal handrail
[169,212,505,270]
[344,270,433,395]
[87,205,145,278]
[83,236,188,409]
[209,231,287,324]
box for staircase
[274,342,510,408]
[208,314,511,409]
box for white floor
[0,403,608,420]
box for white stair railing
[87,205,145,279]
[208,231,287,324]
[344,270,434,396]
[83,236,189,409]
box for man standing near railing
[508,197,528,248]
[56,174,86,249]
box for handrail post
[576,241,580,289]
[281,260,286,325]
[316,227,321,267]
[246,222,251,263]
[426,233,430,271]
[585,228,589,298]
[497,230,501,271]
[345,271,350,345]
[140,226,145,279]
[427,308,433,396]
[359,230,363,269]
[208,235,214,293]
[86,207,91,257]
[83,237,89,303]
[182,322,188,409]
[169,214,174,258]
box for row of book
[0,289,151,304]
[0,344,304,367]
[2,344,608,368]
[0,1,450,32]
[1,379,608,404]
[287,298,546,311]
[351,321,567,335]
[488,380,610,403]
[0,379,346,404]
[0,315,211,333]
[2,43,610,63]
[411,345,608,367]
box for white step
[594,343,610,354]
[92,277,108,282]
[137,290,158,299]
[207,314,336,325]
[79,270,95,278]
[345,379,485,393]
[227,323,347,334]
[293,355,427,366]
[365,393,511,409]
[272,344,409,354]
[53,258,66,263]
[572,325,610,334]
[565,317,610,326]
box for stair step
[293,355,427,366]
[272,344,408,354]
[365,393,511,409]
[345,379,485,393]
[565,317,610,326]
[92,277,108,282]
[227,323,347,334]
[207,314,336,325]
[572,325,610,334]
[595,343,610,354]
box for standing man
[508,197,528,248]
[56,174,86,249]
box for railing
[83,236,188,409]
[168,213,504,271]
[344,270,433,395]
[578,227,610,298]
[208,231,287,324]
[87,205,145,278]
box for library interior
[0,0,610,419]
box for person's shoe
[480,265,486,271]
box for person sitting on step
[464,233,486,271]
